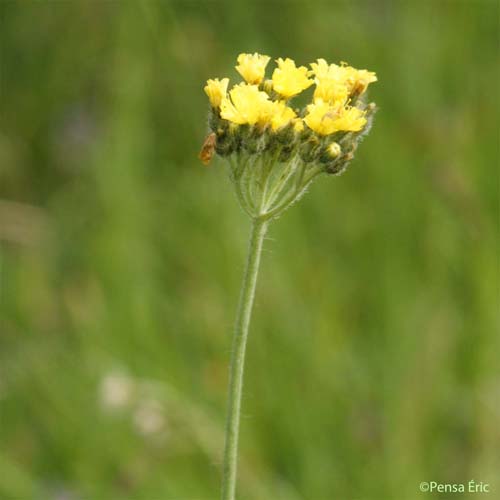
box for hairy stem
[221,217,268,500]
[263,156,299,211]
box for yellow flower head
[201,52,378,202]
[310,59,377,98]
[220,83,271,125]
[204,78,229,108]
[310,59,349,82]
[313,79,349,105]
[343,66,378,95]
[309,58,349,105]
[304,99,366,135]
[268,101,296,131]
[272,58,313,98]
[309,58,332,80]
[332,106,368,132]
[236,53,271,85]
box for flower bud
[208,107,221,132]
[275,123,294,145]
[243,125,263,154]
[319,141,341,164]
[299,135,320,163]
[215,126,235,156]
[327,142,341,158]
[278,145,294,163]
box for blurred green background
[1,1,498,499]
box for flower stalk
[200,52,378,499]
[221,217,267,500]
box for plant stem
[221,217,268,500]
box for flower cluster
[200,53,377,219]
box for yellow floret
[310,59,348,82]
[304,100,366,135]
[309,59,377,98]
[272,58,313,98]
[236,53,271,85]
[343,66,378,94]
[309,59,333,79]
[313,78,349,105]
[269,101,296,131]
[204,78,229,108]
[309,59,349,105]
[220,83,271,125]
[331,106,367,132]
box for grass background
[1,0,498,499]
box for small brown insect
[198,132,217,166]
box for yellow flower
[272,58,313,98]
[332,106,367,132]
[343,66,378,94]
[204,78,229,108]
[304,99,366,135]
[220,83,271,125]
[309,58,334,80]
[304,100,333,134]
[269,101,296,131]
[310,59,348,82]
[309,58,349,104]
[313,78,349,105]
[310,59,377,98]
[236,53,271,85]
